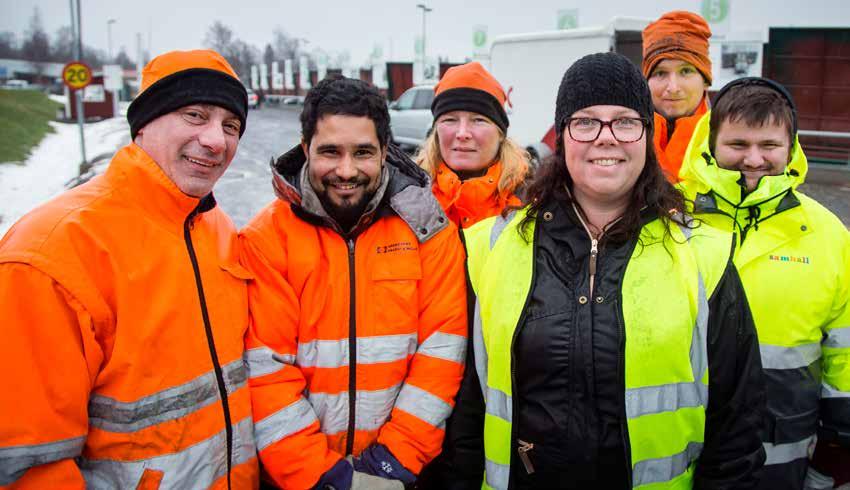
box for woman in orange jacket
[642,11,713,182]
[416,62,530,229]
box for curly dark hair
[300,75,391,148]
[518,121,686,244]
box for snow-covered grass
[0,117,129,237]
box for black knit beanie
[555,52,654,136]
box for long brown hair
[518,121,685,244]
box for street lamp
[416,3,432,61]
[107,19,117,61]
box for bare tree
[203,21,234,57]
[50,26,74,62]
[21,7,50,77]
[0,31,17,59]
[114,46,135,69]
[263,43,275,67]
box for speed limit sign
[62,61,93,90]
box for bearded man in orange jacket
[0,50,259,488]
[240,76,468,489]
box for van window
[413,89,434,110]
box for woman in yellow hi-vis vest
[425,53,767,490]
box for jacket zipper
[616,299,633,489]
[345,238,357,456]
[184,208,233,490]
[570,201,613,298]
[508,222,539,487]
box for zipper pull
[517,439,535,474]
[589,238,598,276]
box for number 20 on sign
[62,61,92,90]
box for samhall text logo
[769,254,811,264]
[376,242,418,254]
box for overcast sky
[3,0,848,67]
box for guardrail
[798,130,850,168]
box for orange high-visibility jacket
[0,144,258,489]
[432,161,521,229]
[241,145,468,489]
[653,96,709,183]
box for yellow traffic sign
[62,61,93,90]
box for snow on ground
[0,117,129,236]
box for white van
[489,17,651,162]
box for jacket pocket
[773,408,819,444]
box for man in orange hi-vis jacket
[240,76,468,489]
[0,50,258,488]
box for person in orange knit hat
[642,10,713,182]
[0,50,258,488]
[416,62,530,228]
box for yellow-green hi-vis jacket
[465,210,731,489]
[679,113,850,477]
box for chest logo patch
[769,254,810,265]
[376,241,417,254]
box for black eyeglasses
[565,117,648,143]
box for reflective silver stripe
[760,343,821,370]
[489,212,515,250]
[822,382,850,399]
[485,386,512,423]
[0,436,85,485]
[296,333,417,368]
[824,326,850,349]
[418,331,466,364]
[625,382,708,418]
[632,441,703,486]
[80,415,256,490]
[309,384,402,434]
[88,359,247,433]
[473,298,489,397]
[245,346,292,378]
[485,458,510,490]
[764,436,814,465]
[395,384,452,428]
[254,397,318,451]
[691,273,709,408]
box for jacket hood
[679,112,808,208]
[269,143,448,241]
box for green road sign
[557,9,578,30]
[701,0,729,23]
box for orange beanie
[128,49,247,138]
[432,62,509,132]
[642,11,713,84]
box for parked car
[2,79,31,90]
[283,96,304,105]
[247,89,259,109]
[388,85,434,151]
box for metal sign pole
[70,0,87,164]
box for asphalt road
[216,104,849,229]
[215,104,303,228]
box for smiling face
[648,59,708,120]
[563,105,647,210]
[134,104,241,197]
[713,117,791,192]
[305,114,386,226]
[435,110,502,176]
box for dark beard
[317,191,372,233]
